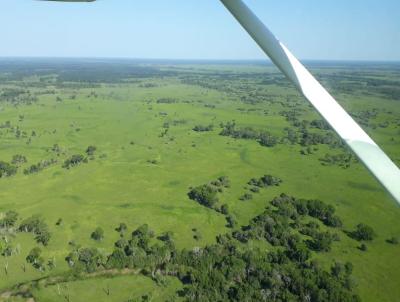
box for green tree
[91,227,104,241]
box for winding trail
[0,268,141,302]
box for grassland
[0,59,399,301]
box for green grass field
[0,60,399,301]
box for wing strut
[220,0,400,204]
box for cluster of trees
[24,159,57,175]
[62,146,96,169]
[232,194,343,254]
[279,110,345,152]
[188,183,219,208]
[240,174,282,201]
[220,121,278,148]
[0,87,37,105]
[271,194,343,227]
[248,174,282,188]
[192,124,213,132]
[64,210,360,302]
[188,176,230,209]
[350,109,379,127]
[19,215,51,246]
[0,161,17,178]
[319,153,358,169]
[349,224,376,241]
[300,130,341,147]
[63,154,87,169]
[11,154,27,165]
[188,177,237,228]
[310,119,331,130]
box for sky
[0,0,399,61]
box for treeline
[0,146,97,178]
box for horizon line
[0,56,399,64]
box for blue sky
[0,0,399,60]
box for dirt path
[0,268,141,302]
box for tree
[350,223,375,241]
[19,215,51,245]
[188,184,218,208]
[91,227,104,241]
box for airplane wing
[38,0,400,204]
